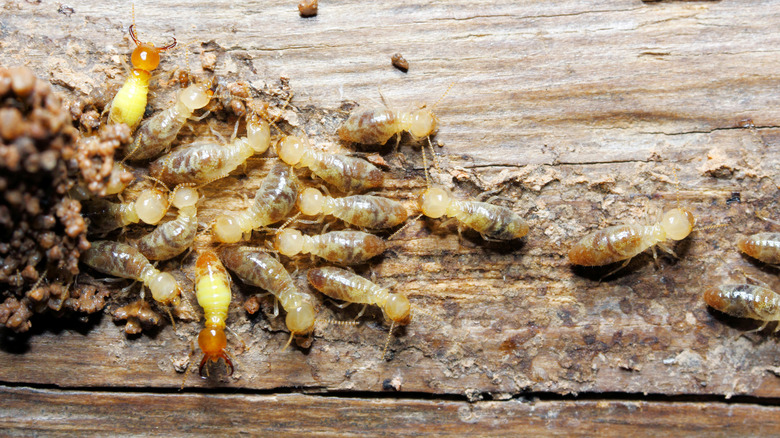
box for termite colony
[1,19,774,386]
[0,21,537,382]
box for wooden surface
[2,0,780,434]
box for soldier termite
[131,185,199,260]
[219,246,316,348]
[81,240,180,306]
[297,187,408,229]
[147,112,271,186]
[275,229,387,265]
[276,135,383,193]
[123,82,212,161]
[108,24,177,130]
[307,266,420,359]
[82,187,168,234]
[194,250,234,376]
[212,162,299,243]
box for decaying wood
[1,0,780,426]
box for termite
[123,82,212,161]
[219,246,316,347]
[297,187,408,229]
[147,113,271,186]
[81,240,180,306]
[568,208,695,270]
[275,229,386,265]
[212,162,299,243]
[82,187,168,234]
[194,250,234,376]
[738,215,780,265]
[276,135,383,193]
[108,24,177,130]
[131,185,199,260]
[739,233,780,265]
[419,186,529,240]
[307,266,416,358]
[337,101,438,146]
[704,283,780,333]
[105,162,134,195]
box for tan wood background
[2,0,780,435]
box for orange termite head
[197,327,233,377]
[128,24,177,72]
[702,287,726,311]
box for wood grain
[1,0,779,405]
[2,386,780,437]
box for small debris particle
[57,4,75,16]
[298,0,318,17]
[391,53,409,72]
[200,52,217,72]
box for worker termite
[419,186,530,240]
[194,250,234,376]
[738,215,780,265]
[108,24,177,130]
[123,82,212,161]
[219,246,317,347]
[739,232,780,265]
[704,282,780,334]
[212,162,299,243]
[568,207,696,272]
[131,185,199,260]
[275,229,386,265]
[337,99,438,146]
[297,187,408,229]
[81,240,180,306]
[104,162,134,195]
[82,187,168,234]
[307,266,420,358]
[147,113,271,186]
[276,135,383,193]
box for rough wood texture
[1,0,780,432]
[3,386,780,437]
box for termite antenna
[388,213,422,241]
[315,318,361,327]
[382,321,396,361]
[179,340,196,390]
[692,223,730,233]
[428,137,440,173]
[421,139,431,188]
[276,212,301,234]
[281,331,295,351]
[430,80,457,110]
[672,166,681,210]
[142,174,171,193]
[225,325,247,353]
[165,306,177,333]
[410,305,443,324]
[756,210,780,227]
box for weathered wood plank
[0,0,779,400]
[2,386,780,437]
